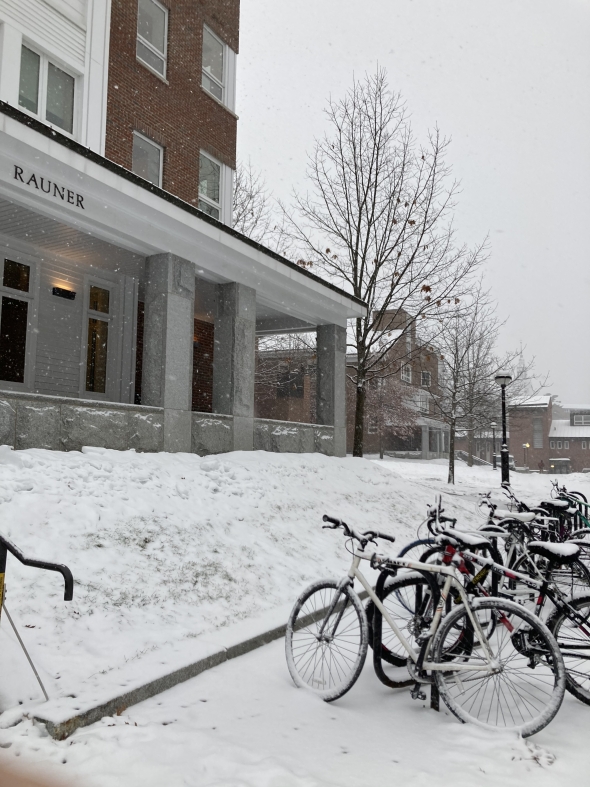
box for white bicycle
[285,514,566,737]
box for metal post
[500,384,510,485]
[492,426,497,469]
[0,541,6,625]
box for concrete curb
[31,588,370,740]
[34,620,289,740]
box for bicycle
[285,514,566,737]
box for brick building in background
[0,0,365,456]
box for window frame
[574,414,590,425]
[0,254,39,392]
[198,151,222,219]
[583,441,587,450]
[132,131,164,188]
[550,440,555,449]
[201,25,225,103]
[564,440,569,449]
[401,364,412,384]
[421,371,431,388]
[557,441,562,449]
[136,0,169,80]
[417,390,429,413]
[79,277,119,401]
[18,42,78,138]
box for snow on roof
[512,395,551,408]
[558,404,590,411]
[549,419,590,438]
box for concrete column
[213,282,256,451]
[421,425,429,459]
[316,324,347,457]
[142,254,195,452]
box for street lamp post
[494,373,513,485]
[523,442,530,468]
[490,422,497,470]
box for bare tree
[232,161,291,255]
[360,375,418,459]
[431,283,540,484]
[282,69,486,457]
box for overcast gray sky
[236,0,590,403]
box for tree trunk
[379,428,384,460]
[353,382,366,457]
[467,420,474,467]
[448,420,456,484]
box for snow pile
[0,447,469,709]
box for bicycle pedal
[410,683,427,701]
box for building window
[550,440,555,449]
[583,441,587,450]
[19,45,75,134]
[85,285,111,394]
[0,259,33,384]
[202,27,224,101]
[418,391,428,413]
[199,153,221,219]
[574,414,590,425]
[401,365,412,383]
[557,441,562,449]
[532,417,543,449]
[564,441,569,449]
[132,132,163,187]
[421,371,431,387]
[136,0,168,77]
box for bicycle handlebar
[321,515,395,546]
[0,533,73,601]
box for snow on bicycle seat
[528,541,581,564]
[540,500,569,509]
[493,509,536,523]
[437,529,492,550]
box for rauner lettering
[12,164,85,209]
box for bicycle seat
[528,541,581,564]
[493,510,536,523]
[540,500,569,509]
[437,529,492,551]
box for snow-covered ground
[0,449,589,786]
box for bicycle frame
[337,545,499,675]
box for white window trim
[19,42,80,139]
[0,253,39,392]
[583,441,587,450]
[199,150,231,223]
[201,26,237,112]
[564,441,569,449]
[79,276,120,401]
[550,440,555,449]
[136,0,169,80]
[421,371,431,388]
[401,364,412,384]
[557,441,562,449]
[132,131,164,188]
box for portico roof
[0,101,366,331]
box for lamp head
[494,372,513,387]
[490,421,497,428]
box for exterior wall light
[52,287,76,300]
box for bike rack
[0,532,74,702]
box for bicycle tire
[432,597,566,737]
[511,551,590,596]
[285,579,368,702]
[547,594,590,706]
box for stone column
[142,254,195,452]
[212,283,256,451]
[421,425,429,459]
[316,324,347,457]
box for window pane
[202,28,223,84]
[19,46,40,114]
[201,72,223,101]
[138,0,166,53]
[199,154,220,203]
[0,297,28,383]
[136,40,165,75]
[89,286,110,314]
[198,199,220,220]
[132,134,162,186]
[3,260,30,292]
[46,63,75,133]
[86,318,108,393]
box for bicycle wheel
[367,573,438,666]
[512,552,590,597]
[432,597,566,737]
[547,594,590,706]
[285,579,368,701]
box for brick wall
[105,0,239,204]
[192,318,214,412]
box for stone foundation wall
[0,392,334,457]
